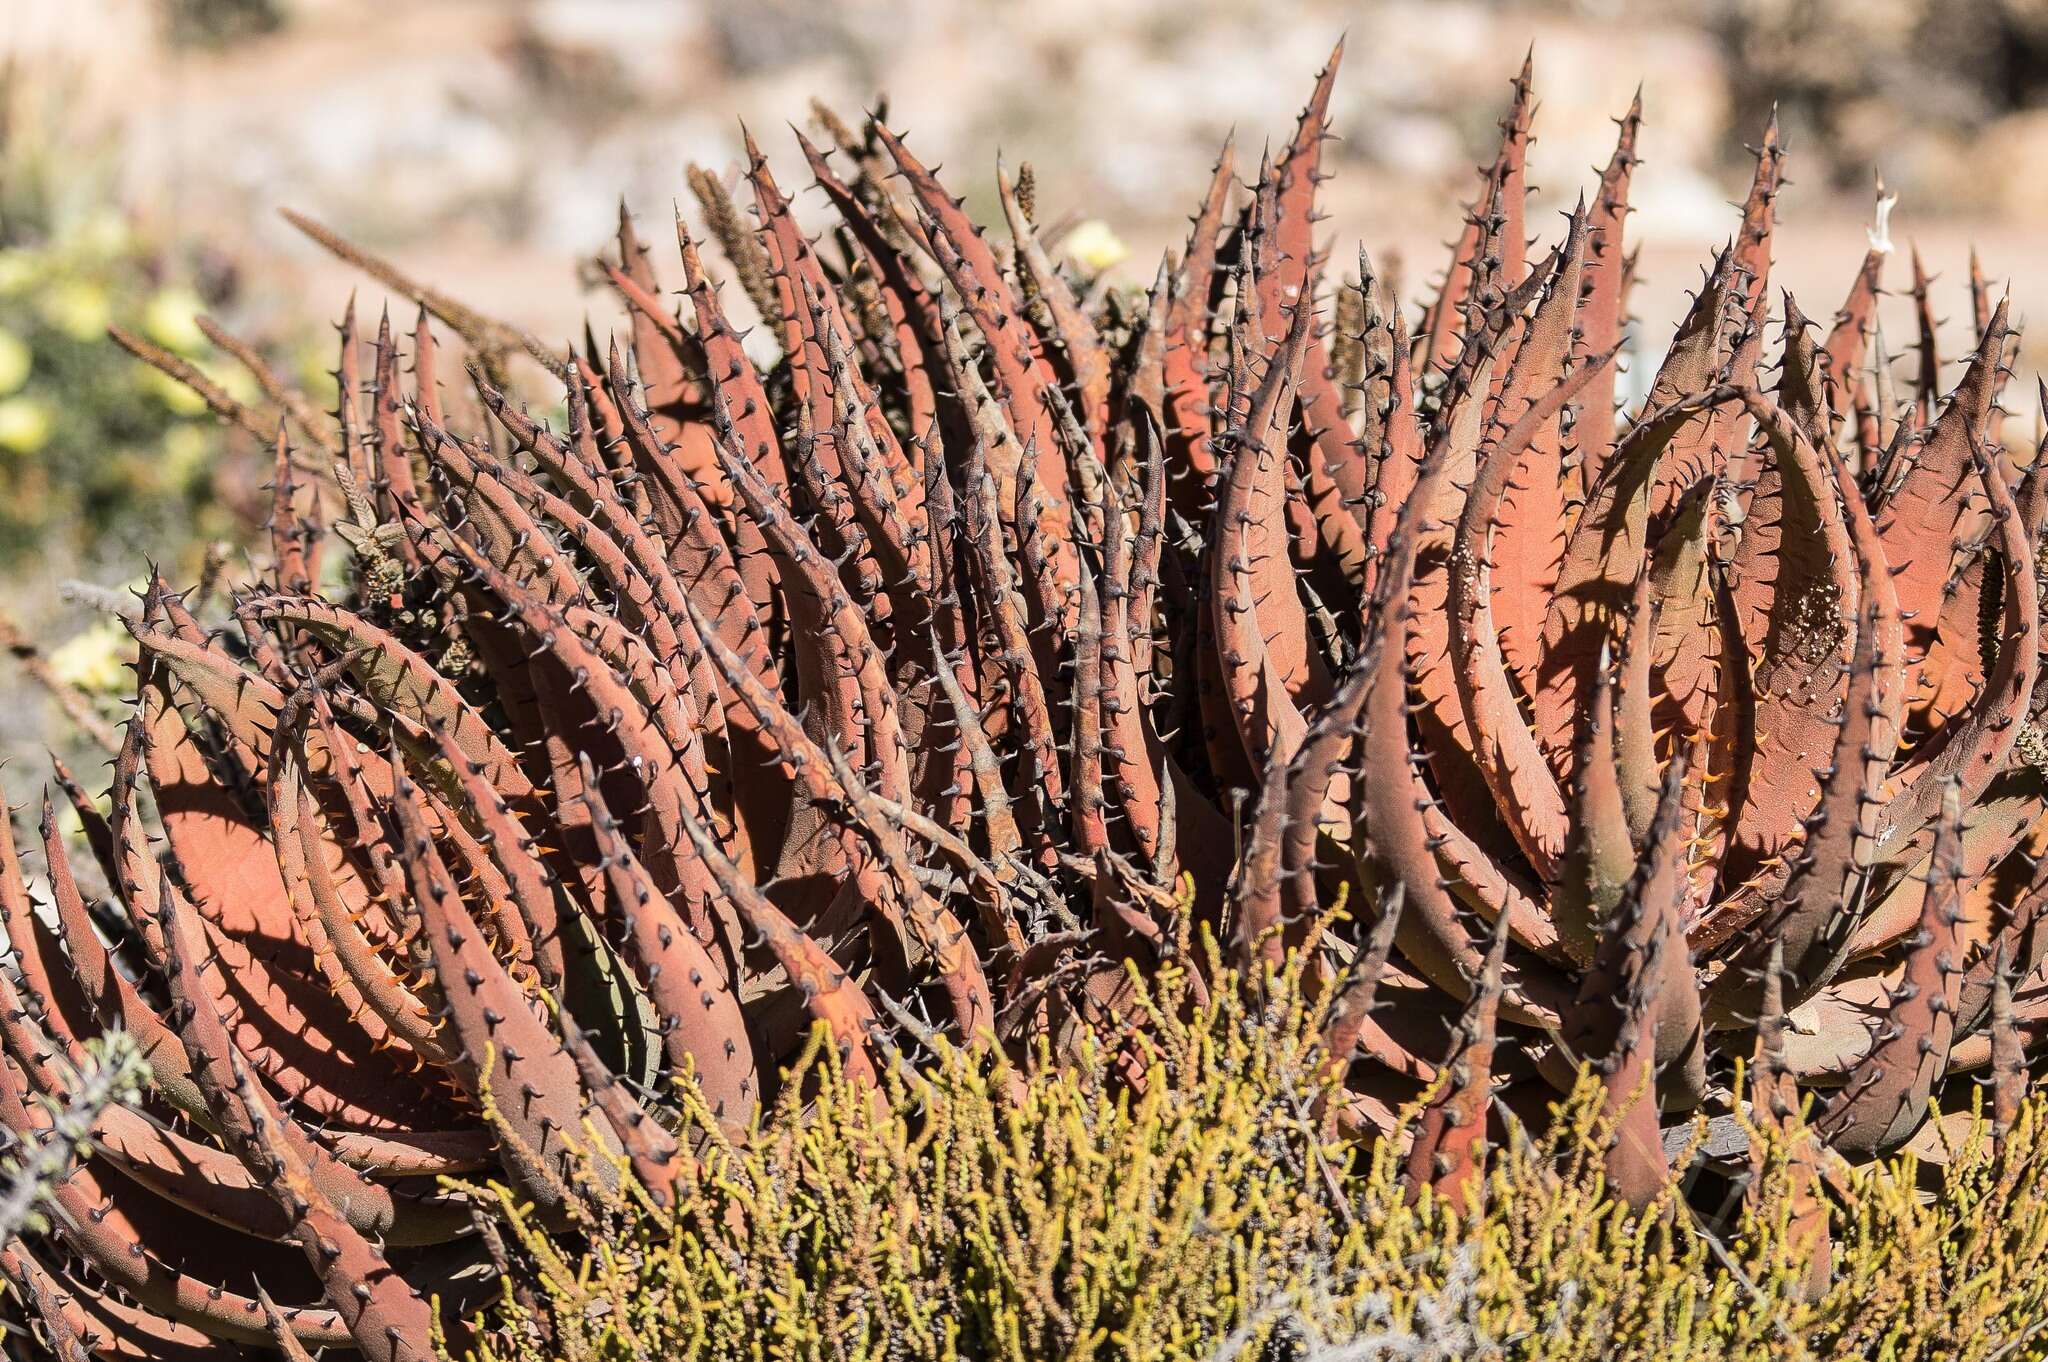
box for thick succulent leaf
[1814,786,1970,1157]
[1871,302,2011,689]
[1402,909,1509,1209]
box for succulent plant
[0,42,2042,1358]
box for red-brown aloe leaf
[410,303,445,429]
[604,338,788,669]
[334,296,375,504]
[1989,943,2026,1146]
[1408,353,1527,868]
[1647,250,1756,537]
[1069,551,1111,857]
[1256,38,1343,341]
[1231,742,1292,971]
[1319,882,1406,1095]
[1361,292,1425,598]
[0,929,322,1247]
[1973,250,2020,452]
[414,506,725,947]
[1574,91,1642,477]
[1553,650,1636,968]
[1814,783,1970,1157]
[1880,440,2036,851]
[559,1010,683,1208]
[1698,395,1907,955]
[571,350,652,520]
[1095,421,1169,863]
[368,306,423,539]
[677,803,879,1086]
[947,355,1065,839]
[1402,908,1510,1211]
[6,778,202,1123]
[1554,758,1693,1206]
[811,286,934,603]
[259,1287,321,1362]
[1263,41,1361,543]
[1722,387,1862,891]
[689,600,996,1040]
[124,609,282,767]
[0,1051,351,1348]
[715,428,911,803]
[1160,135,1235,510]
[129,651,452,1122]
[1209,293,1328,768]
[459,395,783,851]
[613,202,698,417]
[397,689,570,997]
[1654,114,1783,520]
[1302,251,1383,597]
[388,759,619,1216]
[1535,384,1740,778]
[1952,813,2048,1039]
[263,686,413,1059]
[1613,568,1663,843]
[1484,204,1590,695]
[2,1241,94,1362]
[130,679,450,1129]
[1912,510,2012,734]
[873,122,1079,614]
[1871,300,2011,687]
[1356,361,1573,1027]
[675,213,789,490]
[1419,54,1534,375]
[401,422,586,609]
[151,868,466,1255]
[1448,344,1619,882]
[239,594,533,802]
[1823,233,1886,446]
[573,755,759,1131]
[1687,382,1908,950]
[1731,112,1783,313]
[1903,245,1942,429]
[745,129,863,434]
[795,130,943,440]
[1703,599,1893,1026]
[219,1051,440,1362]
[0,1241,235,1362]
[1776,293,1834,449]
[997,162,1110,452]
[268,427,316,596]
[1744,934,1833,1300]
[413,455,730,862]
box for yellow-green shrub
[449,952,2048,1362]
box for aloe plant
[0,46,2040,1357]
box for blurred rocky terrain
[1,0,2044,760]
[15,0,2046,347]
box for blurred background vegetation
[0,71,250,571]
[1,0,2045,769]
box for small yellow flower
[0,329,30,395]
[38,277,112,342]
[143,286,208,354]
[1063,219,1129,275]
[0,251,37,297]
[0,396,53,454]
[48,618,133,696]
